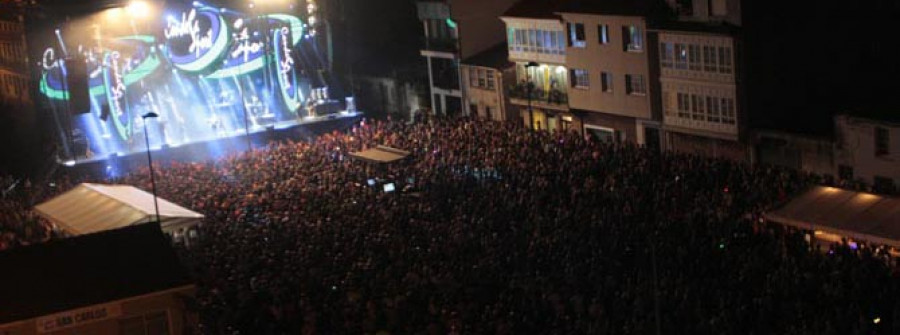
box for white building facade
[835,115,900,193]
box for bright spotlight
[126,0,151,19]
[63,160,76,167]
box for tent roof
[765,186,900,247]
[348,145,411,164]
[34,183,204,235]
[0,223,193,324]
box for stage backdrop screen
[38,1,318,158]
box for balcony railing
[507,82,568,106]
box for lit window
[598,24,609,44]
[568,23,586,48]
[622,25,643,52]
[570,69,589,89]
[675,44,688,70]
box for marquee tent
[34,183,204,236]
[764,186,900,247]
[348,145,411,164]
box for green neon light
[274,31,300,112]
[90,84,105,96]
[39,74,69,100]
[123,53,161,86]
[117,35,157,44]
[265,14,305,45]
[173,15,230,73]
[446,18,457,29]
[205,57,266,79]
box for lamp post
[141,112,161,223]
[525,61,539,130]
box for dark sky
[743,0,900,134]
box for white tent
[348,145,411,164]
[34,183,204,236]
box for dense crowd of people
[3,117,900,333]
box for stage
[59,111,363,178]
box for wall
[835,115,900,187]
[461,64,506,121]
[561,13,652,121]
[451,0,519,59]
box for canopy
[34,183,204,236]
[765,186,900,247]
[348,145,411,164]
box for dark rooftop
[462,43,513,70]
[0,223,192,324]
[503,0,566,19]
[557,0,670,18]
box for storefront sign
[35,303,122,333]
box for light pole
[525,61,539,130]
[141,112,161,224]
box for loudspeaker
[65,57,91,114]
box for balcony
[508,82,568,110]
[423,37,458,54]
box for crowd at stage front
[3,117,900,334]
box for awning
[34,183,204,235]
[348,145,411,164]
[764,186,900,247]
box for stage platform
[59,112,363,178]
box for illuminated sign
[275,26,300,112]
[164,8,229,73]
[103,51,132,141]
[35,302,122,333]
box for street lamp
[525,61,539,130]
[141,112,161,224]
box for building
[416,0,517,117]
[652,0,745,160]
[556,1,658,145]
[0,5,31,107]
[500,0,574,131]
[460,43,514,122]
[834,114,900,193]
[0,223,196,335]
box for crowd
[4,117,900,333]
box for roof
[462,43,513,69]
[503,0,566,19]
[765,186,900,247]
[556,0,661,17]
[34,183,204,235]
[348,145,411,164]
[0,223,193,324]
[839,109,900,125]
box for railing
[507,83,568,106]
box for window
[660,43,674,68]
[688,45,701,71]
[468,68,478,88]
[677,93,690,118]
[486,70,495,90]
[663,92,676,116]
[720,97,736,124]
[625,74,646,95]
[690,95,703,120]
[600,72,613,92]
[876,127,890,156]
[706,96,721,122]
[571,69,589,89]
[568,23,586,48]
[598,24,609,44]
[718,47,732,74]
[703,46,718,72]
[477,69,487,87]
[675,43,688,70]
[622,25,643,52]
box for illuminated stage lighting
[63,160,76,167]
